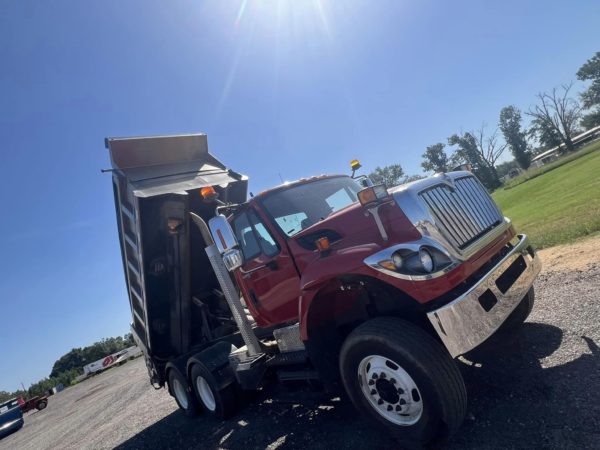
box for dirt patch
[537,233,600,273]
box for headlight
[391,252,403,270]
[418,248,434,273]
[366,241,455,280]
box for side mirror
[208,215,243,271]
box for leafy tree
[447,126,505,190]
[577,51,600,129]
[421,143,449,173]
[368,164,405,188]
[496,160,521,179]
[527,83,582,152]
[1,333,135,400]
[50,335,133,377]
[527,116,563,152]
[499,106,531,169]
[580,109,600,130]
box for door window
[249,211,280,257]
[233,213,261,260]
[232,210,280,261]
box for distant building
[531,125,600,168]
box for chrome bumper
[427,234,541,357]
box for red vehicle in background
[17,396,48,413]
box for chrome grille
[418,176,503,250]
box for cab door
[231,207,301,327]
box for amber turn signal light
[315,237,330,252]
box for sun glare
[216,0,337,115]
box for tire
[36,401,47,410]
[499,287,535,333]
[168,369,200,417]
[190,363,237,420]
[339,317,467,447]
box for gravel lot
[2,260,599,450]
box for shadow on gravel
[453,322,600,449]
[115,323,600,450]
[114,388,392,450]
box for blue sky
[0,0,598,392]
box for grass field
[503,139,600,190]
[493,145,600,249]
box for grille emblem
[441,173,456,191]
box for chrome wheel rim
[172,378,189,410]
[358,355,423,425]
[196,376,216,412]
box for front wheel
[339,318,467,447]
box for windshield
[262,177,361,237]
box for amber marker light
[358,184,389,206]
[200,186,219,201]
[315,237,330,252]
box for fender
[186,341,237,390]
[298,242,399,340]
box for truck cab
[106,134,540,446]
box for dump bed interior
[106,134,248,362]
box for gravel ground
[1,263,599,450]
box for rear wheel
[191,363,237,420]
[339,317,467,447]
[36,400,47,410]
[168,370,200,417]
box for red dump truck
[106,134,540,446]
[17,395,48,413]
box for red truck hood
[287,200,421,274]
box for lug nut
[372,373,378,380]
[380,373,386,379]
[397,388,404,394]
[395,405,402,411]
[390,378,396,384]
[387,405,393,411]
[399,398,406,405]
[370,389,377,395]
[377,399,384,405]
[368,380,375,386]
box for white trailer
[82,346,142,375]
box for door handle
[240,260,278,278]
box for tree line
[369,51,600,190]
[0,334,134,403]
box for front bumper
[0,417,24,437]
[427,234,541,357]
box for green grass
[502,139,600,190]
[492,147,600,249]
